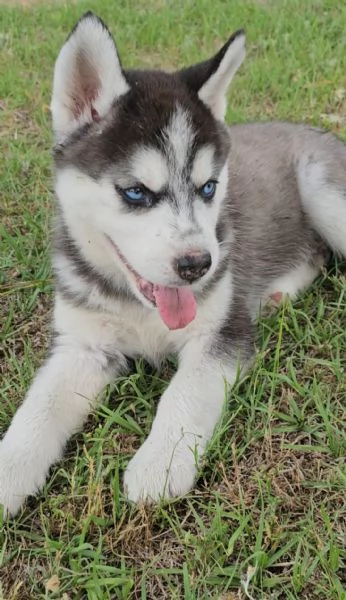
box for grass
[0,0,345,598]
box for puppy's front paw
[123,435,198,503]
[0,486,24,519]
[0,443,41,518]
[0,468,24,518]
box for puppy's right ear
[51,12,129,139]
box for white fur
[130,147,169,192]
[198,33,246,120]
[298,160,346,256]
[164,105,195,170]
[191,145,216,187]
[0,269,233,516]
[264,261,321,303]
[55,268,233,362]
[51,14,129,139]
[124,337,236,502]
[0,343,121,516]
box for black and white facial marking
[51,13,245,314]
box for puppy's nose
[175,251,212,282]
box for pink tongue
[153,285,197,330]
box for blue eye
[200,180,217,200]
[123,187,146,203]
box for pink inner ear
[91,106,101,122]
[71,51,101,120]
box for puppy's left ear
[179,30,246,120]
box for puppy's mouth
[106,236,197,330]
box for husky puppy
[0,13,345,517]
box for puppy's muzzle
[174,251,212,282]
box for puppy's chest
[105,303,182,362]
[93,271,233,361]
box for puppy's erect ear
[179,30,246,121]
[51,12,129,139]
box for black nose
[175,251,212,282]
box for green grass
[0,0,345,598]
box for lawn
[0,0,345,598]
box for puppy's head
[52,13,245,329]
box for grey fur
[226,122,334,297]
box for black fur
[53,68,230,182]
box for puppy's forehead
[128,105,202,191]
[128,107,216,192]
[53,71,230,178]
[163,105,195,169]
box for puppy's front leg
[0,339,126,517]
[124,326,253,503]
